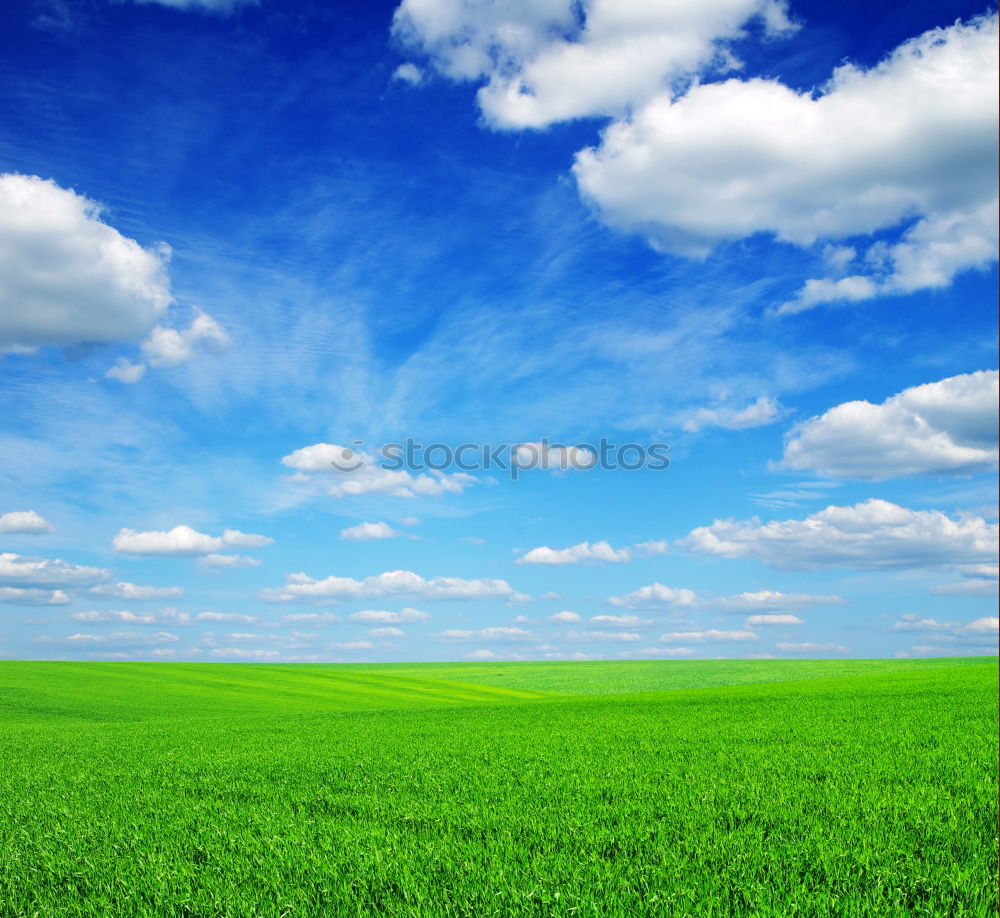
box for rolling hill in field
[1,657,996,916]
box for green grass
[1,658,996,916]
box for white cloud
[196,611,261,624]
[775,642,848,653]
[782,370,998,479]
[393,0,793,129]
[218,529,272,549]
[931,579,998,597]
[210,648,281,659]
[746,614,803,625]
[633,540,668,558]
[141,310,230,367]
[0,587,70,606]
[780,198,998,313]
[683,397,781,433]
[706,590,844,613]
[105,358,146,384]
[106,310,230,382]
[393,62,423,85]
[888,613,998,642]
[0,510,54,534]
[349,607,430,624]
[682,500,997,571]
[111,525,272,557]
[573,14,998,276]
[0,552,110,587]
[340,521,403,541]
[518,540,631,565]
[549,610,581,623]
[70,609,192,625]
[433,626,535,643]
[518,538,669,565]
[262,570,525,605]
[282,443,475,499]
[328,640,375,651]
[0,174,171,352]
[589,614,648,626]
[464,649,529,661]
[618,646,696,658]
[279,612,340,626]
[608,583,699,610]
[41,630,181,647]
[129,0,258,15]
[966,617,1000,634]
[660,629,758,643]
[87,582,184,601]
[562,630,643,643]
[512,442,596,471]
[607,583,841,612]
[368,626,406,638]
[198,554,263,569]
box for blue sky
[0,0,996,663]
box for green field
[1,657,996,916]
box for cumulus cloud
[105,358,146,384]
[512,442,596,471]
[518,540,632,565]
[348,608,429,624]
[128,0,258,14]
[196,611,262,624]
[111,525,272,557]
[589,614,648,626]
[888,614,998,643]
[682,500,997,571]
[86,581,184,600]
[210,648,281,659]
[141,310,230,367]
[282,443,475,499]
[573,14,998,275]
[262,570,526,605]
[393,0,793,129]
[607,583,841,612]
[618,646,696,658]
[329,640,375,652]
[683,397,781,433]
[518,537,667,565]
[707,590,844,614]
[279,612,340,626]
[549,610,581,623]
[780,198,998,313]
[0,552,110,587]
[781,370,998,479]
[38,630,181,647]
[931,579,998,597]
[607,583,699,609]
[70,608,193,625]
[433,626,535,643]
[106,310,230,383]
[198,554,263,569]
[775,642,848,653]
[340,521,403,541]
[464,649,529,661]
[393,62,423,85]
[0,587,70,606]
[746,613,803,625]
[368,626,405,638]
[0,510,54,534]
[660,629,758,643]
[0,174,171,352]
[562,630,643,643]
